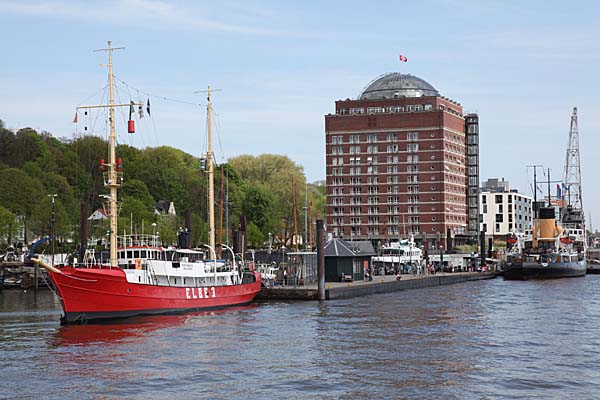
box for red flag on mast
[73,111,78,124]
[399,54,408,62]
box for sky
[1,0,599,225]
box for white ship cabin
[116,234,240,287]
[372,240,423,266]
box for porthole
[431,176,435,180]
[432,217,437,221]
[431,155,435,160]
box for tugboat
[504,205,586,280]
[32,41,261,324]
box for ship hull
[46,266,262,324]
[503,260,586,280]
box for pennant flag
[146,98,151,117]
[556,184,562,199]
[138,103,144,119]
[129,101,135,120]
[399,54,408,62]
[73,111,78,124]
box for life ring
[135,258,142,270]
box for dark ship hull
[503,260,586,280]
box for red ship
[34,249,261,324]
[33,41,261,324]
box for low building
[324,238,372,282]
[155,200,176,216]
[480,178,533,236]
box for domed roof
[359,73,439,100]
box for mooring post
[317,219,325,300]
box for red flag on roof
[399,54,408,62]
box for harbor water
[3,277,600,399]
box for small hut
[324,238,374,282]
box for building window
[407,132,419,141]
[407,143,419,152]
[496,214,503,223]
[387,133,398,141]
[495,195,502,203]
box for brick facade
[325,88,475,251]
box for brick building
[324,73,479,251]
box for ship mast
[106,42,119,268]
[78,41,140,267]
[207,86,216,253]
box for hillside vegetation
[0,120,324,251]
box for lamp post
[420,245,425,275]
[268,232,272,255]
[439,245,444,274]
[47,194,57,267]
[152,222,157,246]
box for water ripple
[3,277,600,399]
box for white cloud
[0,0,307,36]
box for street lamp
[152,223,157,246]
[439,245,444,274]
[268,232,272,255]
[47,194,57,266]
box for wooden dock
[257,271,499,301]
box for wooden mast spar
[78,41,141,268]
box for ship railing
[118,234,161,248]
[103,171,123,187]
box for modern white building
[480,178,533,236]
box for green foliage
[0,168,42,217]
[246,221,264,249]
[0,124,325,251]
[242,185,273,231]
[0,206,16,245]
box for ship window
[134,250,140,258]
[141,250,147,258]
[127,251,133,258]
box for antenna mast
[563,107,583,210]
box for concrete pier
[257,271,499,301]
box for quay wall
[258,272,499,301]
[326,272,498,300]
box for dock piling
[316,219,325,300]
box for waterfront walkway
[257,271,500,301]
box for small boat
[32,41,261,324]
[372,235,422,274]
[504,206,586,280]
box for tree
[242,185,273,231]
[246,221,264,249]
[0,206,16,246]
[0,168,42,217]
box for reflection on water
[3,277,600,399]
